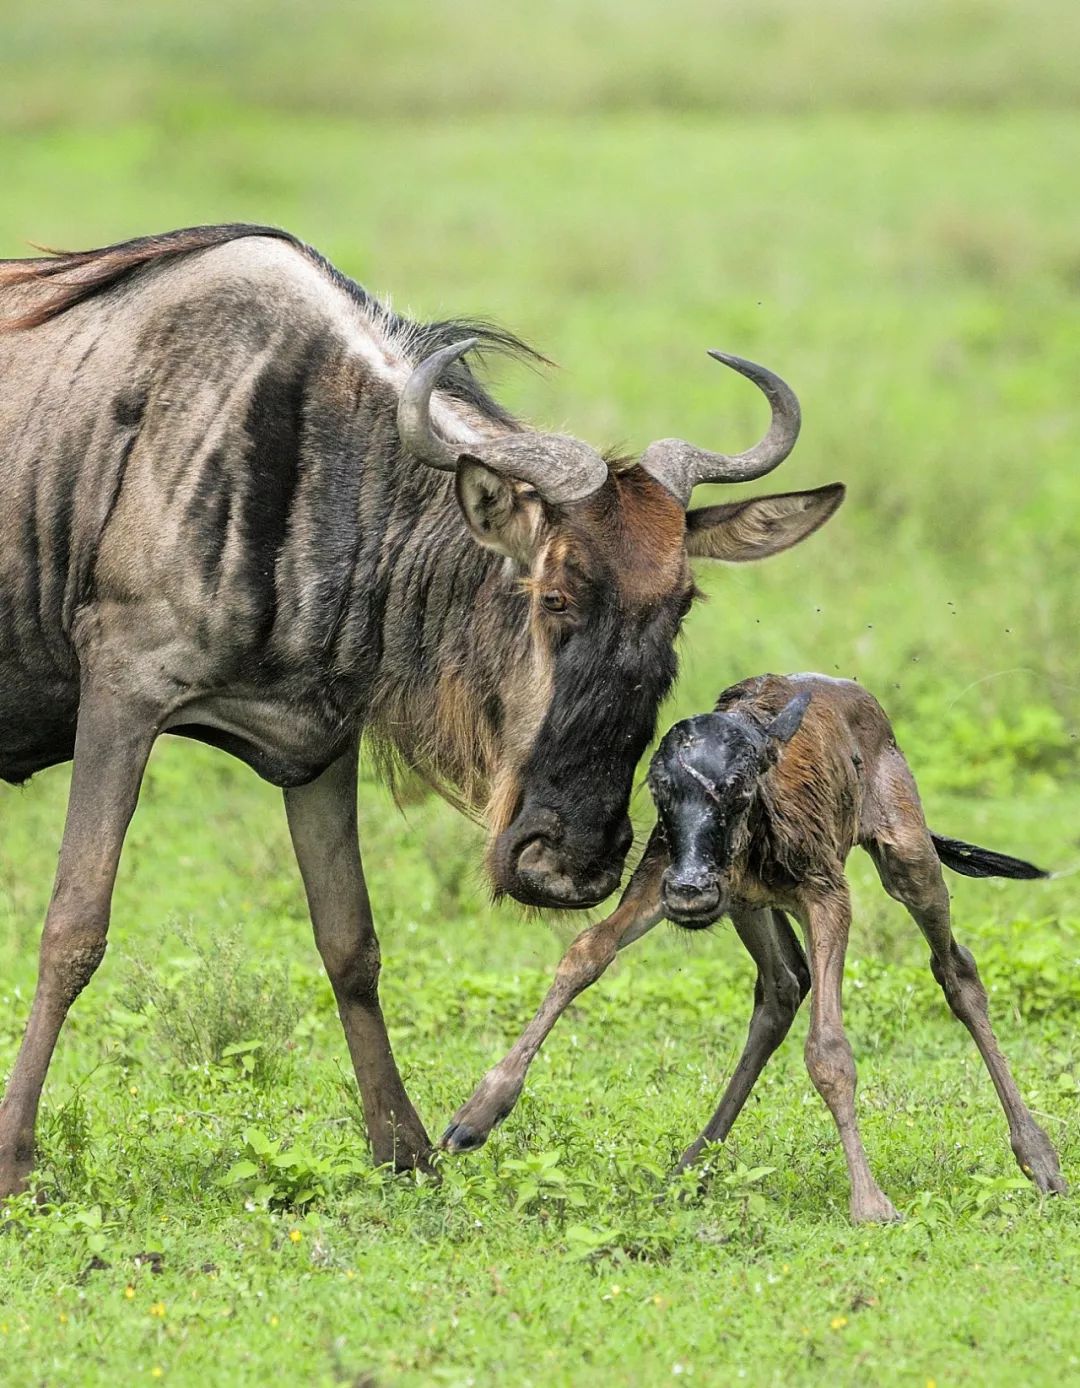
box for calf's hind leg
[866,771,1065,1194]
[0,684,155,1200]
[677,908,809,1171]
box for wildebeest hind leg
[285,742,431,1172]
[677,908,809,1172]
[0,682,156,1200]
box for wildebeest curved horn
[397,338,480,472]
[640,351,801,506]
[398,340,609,504]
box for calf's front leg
[677,907,809,1171]
[285,742,431,1171]
[801,883,900,1223]
[440,828,668,1153]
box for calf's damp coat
[445,674,1064,1223]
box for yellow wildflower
[288,1229,302,1244]
[149,1302,166,1318]
[830,1316,848,1330]
[124,1287,136,1301]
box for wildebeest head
[400,342,840,909]
[648,693,811,926]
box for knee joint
[41,924,107,1006]
[776,965,806,1016]
[805,1029,855,1097]
[323,932,381,1003]
[759,967,804,1042]
[932,943,987,1015]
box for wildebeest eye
[540,590,569,614]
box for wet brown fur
[443,673,1066,1221]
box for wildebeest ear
[765,691,811,746]
[455,457,542,565]
[684,483,844,562]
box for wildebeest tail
[930,832,1048,880]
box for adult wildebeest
[443,674,1065,1222]
[0,223,843,1198]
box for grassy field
[2,4,1079,1385]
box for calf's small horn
[641,351,801,506]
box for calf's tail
[930,832,1048,881]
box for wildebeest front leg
[801,883,901,1223]
[285,743,431,1171]
[0,685,155,1200]
[440,828,669,1154]
[676,908,809,1172]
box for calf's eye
[541,590,568,613]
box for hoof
[850,1190,902,1225]
[370,1119,435,1176]
[0,1166,33,1205]
[439,1121,489,1154]
[1013,1123,1067,1196]
[675,1139,707,1173]
[439,1069,522,1155]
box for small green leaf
[219,1160,259,1186]
[243,1128,275,1157]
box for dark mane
[0,222,547,425]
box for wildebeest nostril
[516,835,556,875]
[505,808,562,859]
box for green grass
[3,0,1080,128]
[2,4,1080,1384]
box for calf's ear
[455,457,542,566]
[685,483,844,562]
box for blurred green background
[1,4,1079,1385]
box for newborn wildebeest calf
[442,673,1066,1222]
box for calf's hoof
[440,1120,490,1154]
[439,1071,523,1154]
